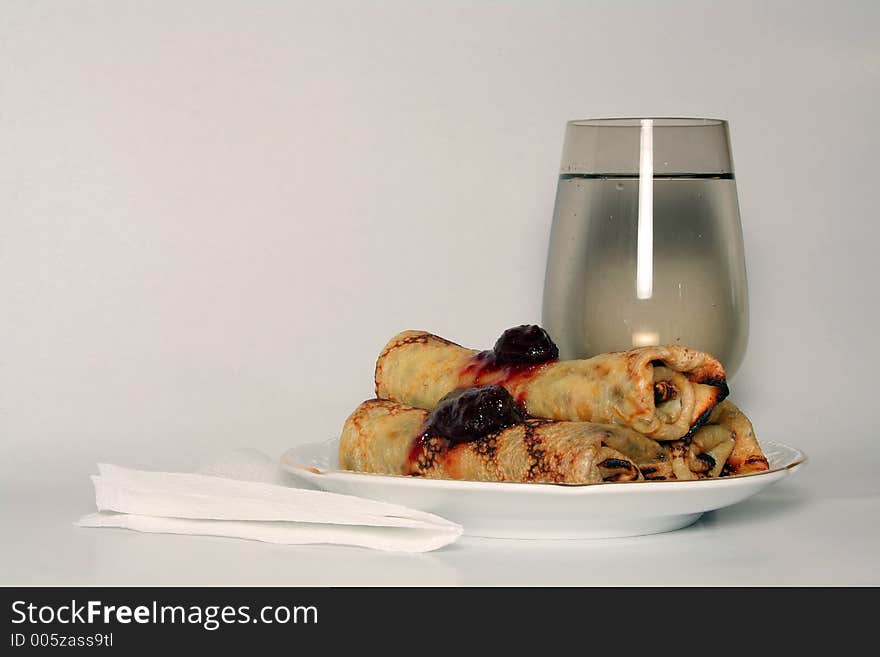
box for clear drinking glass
[541,118,748,376]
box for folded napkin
[76,449,462,553]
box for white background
[2,1,879,585]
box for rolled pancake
[592,405,768,480]
[599,429,674,481]
[374,330,728,441]
[709,400,770,475]
[664,426,736,480]
[660,401,768,479]
[339,399,644,484]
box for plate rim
[280,438,807,494]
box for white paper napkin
[76,449,462,552]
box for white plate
[280,438,806,539]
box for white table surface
[3,438,878,587]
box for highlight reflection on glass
[636,119,654,300]
[542,118,749,377]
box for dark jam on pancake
[493,325,559,365]
[407,326,560,473]
[427,386,524,443]
[459,325,560,406]
[407,385,524,472]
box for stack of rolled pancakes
[339,329,769,485]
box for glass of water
[541,118,748,376]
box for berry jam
[457,326,560,406]
[407,386,524,472]
[425,385,524,444]
[493,325,559,366]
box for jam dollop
[492,325,559,366]
[424,385,524,444]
